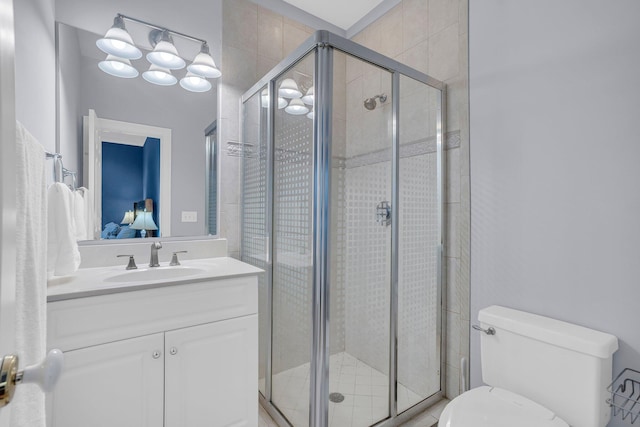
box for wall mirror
[56,20,218,241]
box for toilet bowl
[438,386,568,427]
[440,306,618,427]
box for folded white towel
[47,182,81,277]
[14,121,47,427]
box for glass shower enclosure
[241,31,445,427]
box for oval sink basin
[105,267,206,283]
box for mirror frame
[84,109,172,239]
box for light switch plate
[181,211,197,222]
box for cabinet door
[49,333,164,427]
[165,315,258,427]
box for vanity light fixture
[143,64,177,86]
[180,72,212,92]
[301,87,314,105]
[285,98,309,115]
[97,14,221,92]
[187,43,221,78]
[96,15,142,60]
[260,89,287,109]
[98,55,139,78]
[278,78,302,98]
[147,30,185,70]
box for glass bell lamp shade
[96,17,142,60]
[260,89,288,109]
[180,72,212,92]
[306,109,314,120]
[285,98,309,115]
[98,55,139,78]
[147,32,185,70]
[301,87,314,105]
[120,210,135,225]
[143,64,177,86]
[187,44,222,78]
[278,78,302,98]
[131,211,158,238]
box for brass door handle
[0,349,64,407]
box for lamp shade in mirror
[131,211,158,238]
[98,55,139,78]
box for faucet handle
[117,255,137,270]
[170,251,188,266]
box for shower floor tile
[265,352,423,427]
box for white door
[164,315,259,427]
[49,333,165,427]
[0,0,17,424]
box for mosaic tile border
[343,131,460,169]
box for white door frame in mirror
[83,109,172,239]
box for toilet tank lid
[478,306,618,359]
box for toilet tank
[479,306,618,427]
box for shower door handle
[0,349,64,407]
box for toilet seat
[439,386,569,427]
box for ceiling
[281,0,387,31]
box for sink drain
[329,392,344,403]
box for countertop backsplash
[77,238,228,269]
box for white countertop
[47,257,263,302]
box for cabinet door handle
[152,351,161,359]
[169,347,178,356]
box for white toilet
[440,305,618,427]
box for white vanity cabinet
[47,274,258,427]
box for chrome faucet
[149,241,162,267]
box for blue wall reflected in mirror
[101,137,160,238]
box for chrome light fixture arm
[116,13,207,46]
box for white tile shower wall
[398,152,440,399]
[344,160,392,375]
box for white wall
[469,3,640,424]
[14,0,56,151]
[57,24,82,182]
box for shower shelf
[607,368,640,424]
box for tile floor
[259,397,448,427]
[259,352,447,427]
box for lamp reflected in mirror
[120,210,135,225]
[131,210,157,238]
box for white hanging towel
[73,190,86,241]
[13,121,47,427]
[77,187,95,240]
[47,182,81,277]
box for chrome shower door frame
[242,30,446,427]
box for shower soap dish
[607,368,640,424]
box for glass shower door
[271,52,316,427]
[327,50,394,427]
[241,85,268,397]
[397,75,443,412]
